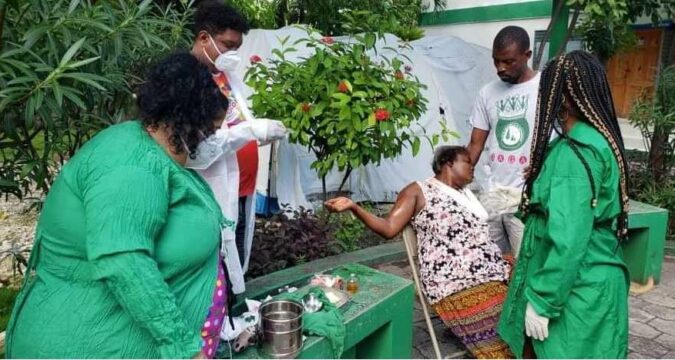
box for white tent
[229,27,498,212]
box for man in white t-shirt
[467,26,540,259]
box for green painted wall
[420,0,552,26]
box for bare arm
[467,127,489,166]
[324,183,424,239]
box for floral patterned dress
[411,178,510,304]
[411,178,514,359]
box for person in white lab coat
[188,1,287,295]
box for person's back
[7,121,221,358]
[498,50,629,359]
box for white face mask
[185,129,226,170]
[204,34,241,72]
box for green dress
[498,121,629,358]
[6,121,224,358]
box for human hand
[324,197,354,213]
[251,119,287,144]
[263,119,287,142]
[525,302,549,341]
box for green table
[223,263,415,359]
[624,200,670,285]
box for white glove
[251,119,287,144]
[525,302,549,341]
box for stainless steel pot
[258,299,304,359]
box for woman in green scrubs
[498,50,630,358]
[6,53,229,358]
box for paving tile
[629,335,670,358]
[651,318,675,337]
[654,333,675,350]
[644,304,675,321]
[630,319,662,339]
[640,289,675,309]
[631,306,657,323]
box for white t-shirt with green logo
[470,72,540,190]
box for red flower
[337,81,349,93]
[249,55,262,64]
[301,102,312,113]
[375,108,390,121]
[394,70,404,80]
[321,36,335,45]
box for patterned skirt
[431,281,513,359]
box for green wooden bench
[624,200,670,286]
[221,262,415,359]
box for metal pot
[258,299,304,359]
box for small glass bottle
[345,273,359,295]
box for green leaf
[52,83,64,107]
[367,113,376,127]
[411,137,420,156]
[68,0,81,14]
[59,38,87,68]
[60,72,109,90]
[65,56,101,69]
[62,88,87,109]
[339,106,351,120]
[364,33,376,49]
[22,25,50,49]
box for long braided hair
[521,50,630,241]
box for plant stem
[337,165,352,194]
[0,1,7,52]
[321,175,327,202]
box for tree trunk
[321,175,327,202]
[555,6,580,57]
[533,0,566,69]
[649,123,669,184]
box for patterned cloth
[411,179,510,304]
[432,281,513,359]
[200,258,228,358]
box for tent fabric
[230,27,498,211]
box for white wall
[422,18,551,52]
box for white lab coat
[189,71,262,295]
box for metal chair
[402,225,442,359]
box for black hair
[432,146,469,175]
[493,25,530,53]
[137,52,228,157]
[522,50,629,240]
[192,0,250,37]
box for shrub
[247,206,342,278]
[246,27,453,198]
[0,0,194,199]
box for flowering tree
[246,29,452,199]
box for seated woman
[6,53,230,358]
[325,146,513,359]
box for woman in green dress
[498,50,630,358]
[6,53,230,358]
